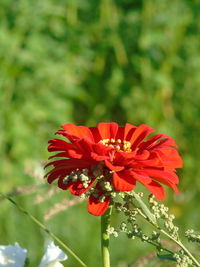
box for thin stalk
[160,229,200,267]
[101,205,112,267]
[1,194,87,267]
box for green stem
[101,205,112,267]
[1,194,87,267]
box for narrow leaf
[157,253,176,261]
[132,191,158,226]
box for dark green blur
[0,0,200,266]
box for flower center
[99,138,132,152]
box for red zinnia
[45,122,182,216]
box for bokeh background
[0,0,200,266]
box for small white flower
[0,243,27,267]
[39,241,68,267]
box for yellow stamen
[99,138,132,152]
[116,145,121,151]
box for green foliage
[0,0,200,266]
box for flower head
[39,241,68,267]
[45,122,182,216]
[0,243,27,267]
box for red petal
[60,123,94,142]
[141,180,166,200]
[70,179,95,195]
[91,152,109,161]
[139,168,179,184]
[88,195,110,216]
[123,123,137,141]
[116,151,137,159]
[48,139,89,159]
[46,168,73,183]
[115,126,126,141]
[150,136,178,150]
[138,134,178,152]
[49,152,70,159]
[105,160,124,172]
[45,158,94,169]
[89,127,102,142]
[130,124,154,149]
[113,152,136,167]
[138,134,164,151]
[48,139,74,152]
[75,139,94,157]
[113,171,136,191]
[169,184,179,194]
[134,150,150,160]
[131,150,163,168]
[155,148,183,168]
[58,178,73,190]
[98,122,118,140]
[132,170,179,193]
[152,178,179,194]
[90,143,111,161]
[131,171,152,184]
[48,150,83,160]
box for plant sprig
[112,192,200,267]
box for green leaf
[132,191,158,226]
[157,253,176,261]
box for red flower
[45,122,183,216]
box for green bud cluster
[127,224,140,237]
[110,192,117,198]
[80,169,92,188]
[127,211,138,223]
[78,165,118,202]
[113,200,162,246]
[100,181,113,192]
[79,193,86,199]
[90,179,115,201]
[173,253,193,266]
[118,192,126,198]
[114,201,133,214]
[91,163,104,178]
[63,164,118,203]
[185,229,200,244]
[99,195,106,203]
[149,196,169,219]
[132,223,142,235]
[114,202,123,212]
[149,195,179,240]
[93,169,103,178]
[63,168,91,189]
[151,231,160,242]
[127,223,154,243]
[106,226,118,237]
[63,170,79,184]
[120,222,128,232]
[79,186,96,199]
[91,189,101,199]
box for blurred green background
[0,0,200,266]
